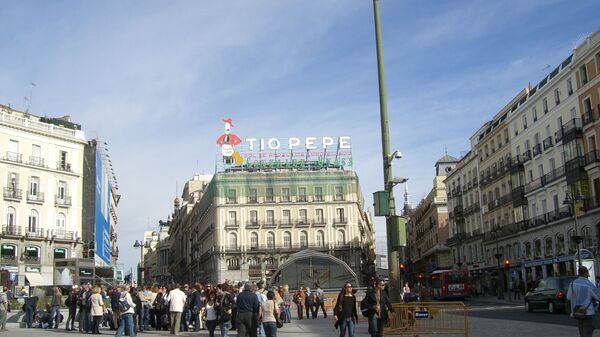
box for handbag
[571,282,592,319]
[273,300,283,328]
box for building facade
[0,105,87,288]
[168,168,374,287]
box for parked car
[525,276,577,313]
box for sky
[1,0,599,275]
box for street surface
[3,298,600,336]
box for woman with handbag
[333,282,358,337]
[260,291,281,337]
[204,292,218,337]
[90,286,105,334]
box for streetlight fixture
[564,191,585,269]
[133,240,150,285]
[492,225,504,300]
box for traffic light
[504,259,511,268]
[399,262,406,273]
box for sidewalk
[467,293,524,306]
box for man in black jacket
[235,283,259,337]
[189,284,201,331]
[364,280,394,337]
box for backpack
[118,293,131,312]
[360,298,371,317]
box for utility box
[373,191,390,216]
[389,216,407,248]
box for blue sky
[1,0,599,274]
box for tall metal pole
[494,229,504,300]
[373,0,400,302]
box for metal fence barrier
[384,302,468,336]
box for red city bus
[429,269,470,300]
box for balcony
[296,220,310,228]
[55,195,72,207]
[27,192,45,204]
[1,225,21,236]
[454,205,464,216]
[279,220,294,228]
[29,156,45,167]
[545,206,572,223]
[555,129,564,144]
[565,156,587,184]
[524,178,543,194]
[542,137,554,151]
[0,255,17,264]
[583,107,596,127]
[264,196,275,203]
[313,219,327,227]
[56,161,73,172]
[5,151,23,163]
[532,144,542,157]
[22,255,41,264]
[25,228,45,239]
[263,221,277,229]
[543,165,565,185]
[223,245,241,252]
[333,217,347,225]
[246,220,260,229]
[561,118,583,143]
[297,196,307,202]
[224,220,239,229]
[226,197,237,204]
[313,195,324,202]
[511,186,527,206]
[227,265,241,270]
[52,229,74,241]
[247,196,258,204]
[585,150,600,166]
[3,187,22,201]
[522,150,532,163]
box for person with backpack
[363,280,394,337]
[567,266,600,337]
[115,285,136,337]
[333,282,358,337]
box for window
[57,181,67,200]
[556,234,565,254]
[554,89,560,105]
[228,211,237,226]
[298,187,307,202]
[54,248,67,259]
[513,243,520,259]
[55,213,66,236]
[248,188,257,203]
[315,209,324,224]
[532,107,538,121]
[335,208,345,223]
[522,114,528,129]
[249,210,258,225]
[567,78,573,95]
[299,209,307,224]
[265,188,274,202]
[580,65,589,85]
[281,188,290,202]
[24,246,40,261]
[8,172,18,191]
[7,140,19,162]
[266,210,275,225]
[267,232,275,248]
[583,227,593,248]
[336,230,346,246]
[316,230,325,247]
[543,98,548,113]
[545,237,553,256]
[228,233,237,248]
[596,53,600,77]
[226,189,236,204]
[31,144,42,166]
[334,186,344,201]
[0,244,16,260]
[59,150,68,170]
[282,210,291,225]
[534,239,542,258]
[29,177,40,196]
[250,232,259,249]
[314,186,323,201]
[6,207,16,228]
[283,232,292,248]
[300,231,308,247]
[28,210,38,233]
[525,242,532,259]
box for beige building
[409,156,457,276]
[168,168,374,288]
[0,104,87,287]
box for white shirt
[169,288,187,313]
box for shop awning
[25,273,46,286]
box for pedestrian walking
[333,282,358,337]
[204,292,218,337]
[115,286,136,337]
[235,282,260,337]
[294,287,305,320]
[567,266,600,337]
[23,289,38,328]
[259,291,280,337]
[314,284,327,318]
[168,284,187,335]
[90,286,105,334]
[215,283,234,337]
[304,287,313,319]
[281,284,292,323]
[364,280,394,337]
[0,286,8,331]
[50,287,62,328]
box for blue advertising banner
[95,152,111,266]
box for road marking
[468,305,524,312]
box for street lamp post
[493,226,504,300]
[564,191,585,269]
[134,240,149,286]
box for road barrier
[384,301,468,336]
